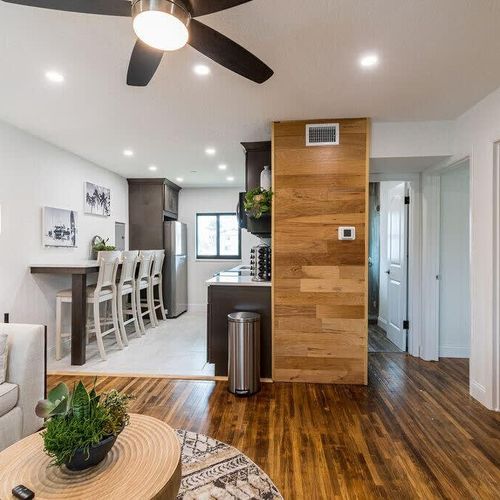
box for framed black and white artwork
[84,181,111,217]
[42,207,78,247]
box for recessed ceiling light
[205,147,216,156]
[148,165,158,171]
[45,70,64,83]
[218,164,227,170]
[226,176,235,182]
[123,149,134,157]
[176,177,184,182]
[359,53,379,68]
[194,64,210,76]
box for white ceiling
[1,0,499,187]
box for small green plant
[36,381,133,467]
[92,236,116,252]
[244,188,273,219]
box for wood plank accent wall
[272,118,370,384]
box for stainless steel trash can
[228,312,261,396]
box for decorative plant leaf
[48,383,69,404]
[244,188,273,219]
[35,399,54,419]
[71,381,90,420]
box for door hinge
[403,320,409,330]
[404,196,410,205]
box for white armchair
[0,324,45,451]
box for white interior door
[386,182,408,351]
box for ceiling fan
[1,0,274,86]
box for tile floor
[48,311,215,377]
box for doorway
[115,222,126,251]
[368,181,408,353]
[438,161,470,357]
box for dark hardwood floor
[368,324,402,353]
[48,355,500,499]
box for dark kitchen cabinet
[128,178,181,250]
[207,284,272,378]
[164,181,180,219]
[241,141,271,192]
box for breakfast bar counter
[30,262,100,366]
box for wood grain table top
[0,414,181,500]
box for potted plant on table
[36,381,133,471]
[244,188,273,234]
[90,235,116,259]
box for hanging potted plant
[36,380,133,471]
[244,188,273,235]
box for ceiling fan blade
[185,0,251,18]
[188,19,273,84]
[0,0,131,16]
[127,39,164,87]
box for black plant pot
[65,433,118,471]
[245,213,271,236]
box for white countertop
[206,275,271,287]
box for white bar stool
[136,250,155,334]
[150,250,168,327]
[55,252,123,361]
[117,250,140,344]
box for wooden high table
[30,262,100,366]
[0,414,182,499]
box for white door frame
[493,142,500,411]
[370,173,421,357]
[421,157,472,361]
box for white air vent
[306,123,340,146]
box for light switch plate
[338,226,356,240]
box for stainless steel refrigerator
[163,221,188,318]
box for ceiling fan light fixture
[132,0,190,52]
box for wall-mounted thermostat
[338,227,356,240]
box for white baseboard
[470,379,487,406]
[439,345,470,358]
[377,317,388,329]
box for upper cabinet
[127,178,181,250]
[163,180,180,219]
[241,141,272,192]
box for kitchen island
[206,269,271,378]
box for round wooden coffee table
[0,414,181,499]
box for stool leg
[148,281,157,328]
[93,300,107,361]
[130,286,141,336]
[111,293,123,350]
[158,278,167,321]
[56,298,63,361]
[117,292,129,346]
[136,285,146,335]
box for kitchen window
[196,213,241,260]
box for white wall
[0,120,128,351]
[177,188,261,310]
[378,181,401,330]
[371,121,453,158]
[439,163,470,358]
[449,86,500,410]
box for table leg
[71,274,87,365]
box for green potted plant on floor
[244,188,273,234]
[36,381,133,471]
